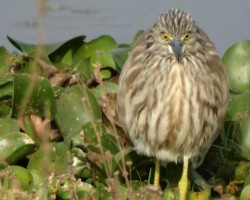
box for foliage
[0,32,250,200]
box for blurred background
[0,0,249,55]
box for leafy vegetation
[0,33,250,199]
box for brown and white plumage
[117,9,228,199]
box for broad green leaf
[7,36,37,55]
[12,74,55,119]
[0,80,13,100]
[74,35,117,78]
[55,84,102,140]
[101,133,120,155]
[91,81,118,99]
[0,131,36,164]
[7,165,34,191]
[188,187,211,200]
[111,47,130,70]
[132,30,144,45]
[57,179,95,200]
[27,142,71,185]
[111,30,144,69]
[239,113,250,160]
[8,35,86,58]
[222,40,250,93]
[226,91,250,121]
[0,118,19,134]
[235,161,250,181]
[0,46,18,79]
[72,57,92,80]
[240,185,250,200]
[49,35,86,62]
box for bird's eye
[161,33,171,41]
[183,34,190,41]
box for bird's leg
[178,156,189,200]
[154,159,160,186]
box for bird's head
[148,9,202,62]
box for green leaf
[0,46,18,79]
[27,142,71,185]
[0,131,36,164]
[12,74,55,119]
[222,40,250,93]
[0,80,13,100]
[239,114,250,160]
[188,187,211,200]
[91,81,118,99]
[7,165,34,191]
[49,35,86,64]
[240,185,250,200]
[72,57,92,80]
[55,84,102,141]
[235,161,250,181]
[0,118,19,134]
[111,30,144,69]
[132,30,144,45]
[226,91,250,121]
[111,47,131,70]
[74,35,117,78]
[8,35,86,57]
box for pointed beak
[169,38,184,62]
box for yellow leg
[154,159,160,186]
[178,156,189,200]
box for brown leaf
[37,59,58,77]
[98,93,119,126]
[92,61,102,84]
[50,72,71,87]
[17,115,59,141]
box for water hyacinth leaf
[111,30,144,69]
[57,179,95,199]
[7,36,38,55]
[188,187,211,200]
[101,133,120,155]
[91,81,118,99]
[56,84,102,141]
[240,185,250,200]
[226,91,250,121]
[8,35,86,58]
[0,131,36,164]
[12,74,55,119]
[132,30,144,45]
[111,47,131,70]
[110,147,134,173]
[0,118,19,134]
[72,57,92,80]
[0,46,18,79]
[27,142,71,185]
[0,79,13,100]
[7,165,34,191]
[235,162,250,181]
[222,40,250,93]
[74,35,117,77]
[48,35,86,62]
[239,113,250,160]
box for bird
[117,9,228,200]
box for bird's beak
[169,38,184,62]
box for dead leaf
[37,58,58,77]
[17,115,59,141]
[93,61,102,84]
[98,93,119,126]
[50,72,71,87]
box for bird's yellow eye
[161,33,171,41]
[183,34,190,41]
